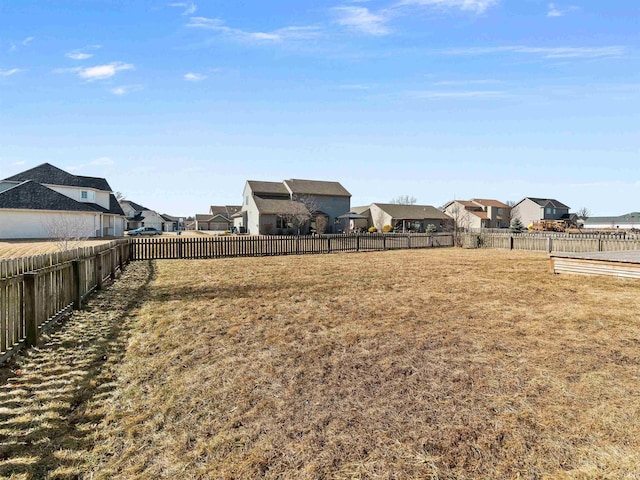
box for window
[276,216,289,229]
[497,208,503,215]
[546,207,552,214]
[81,190,95,201]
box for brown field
[2,248,640,479]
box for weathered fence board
[0,239,130,363]
[462,233,640,254]
[129,233,454,261]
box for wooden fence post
[327,237,331,254]
[95,253,103,291]
[547,237,553,253]
[110,247,116,280]
[383,235,387,251]
[509,236,514,250]
[356,235,360,252]
[72,260,83,310]
[408,235,412,249]
[24,273,38,347]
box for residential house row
[4,162,625,240]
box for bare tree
[278,195,320,235]
[315,214,328,235]
[576,207,591,228]
[444,203,470,247]
[503,200,517,228]
[115,191,126,201]
[390,195,417,205]
[42,214,94,252]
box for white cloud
[184,72,207,81]
[186,17,321,42]
[0,68,21,76]
[443,45,626,59]
[78,62,134,81]
[547,3,578,17]
[332,6,391,35]
[66,52,93,60]
[169,2,197,15]
[110,84,143,95]
[22,36,35,46]
[397,0,498,14]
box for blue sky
[1,0,638,216]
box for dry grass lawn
[0,240,111,259]
[81,249,640,479]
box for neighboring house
[360,203,450,232]
[194,206,241,231]
[0,163,125,239]
[443,198,510,230]
[584,212,640,230]
[120,200,174,232]
[237,179,351,235]
[511,197,571,228]
[161,214,185,232]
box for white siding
[47,185,111,210]
[0,210,100,239]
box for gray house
[511,197,570,228]
[236,179,351,235]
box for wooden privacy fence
[0,239,131,363]
[462,233,640,253]
[130,233,454,260]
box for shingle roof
[209,205,242,218]
[121,200,149,212]
[471,198,510,208]
[0,180,101,212]
[284,179,351,197]
[374,203,450,220]
[254,197,310,216]
[524,198,570,209]
[351,206,371,217]
[108,194,125,215]
[3,163,112,191]
[247,181,289,196]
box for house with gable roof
[194,205,241,231]
[351,203,450,233]
[511,197,571,229]
[443,198,511,230]
[0,163,126,239]
[236,179,351,235]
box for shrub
[368,226,378,233]
[425,224,437,234]
[382,225,393,233]
[510,218,525,233]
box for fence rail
[130,233,454,260]
[462,233,640,253]
[0,239,130,363]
